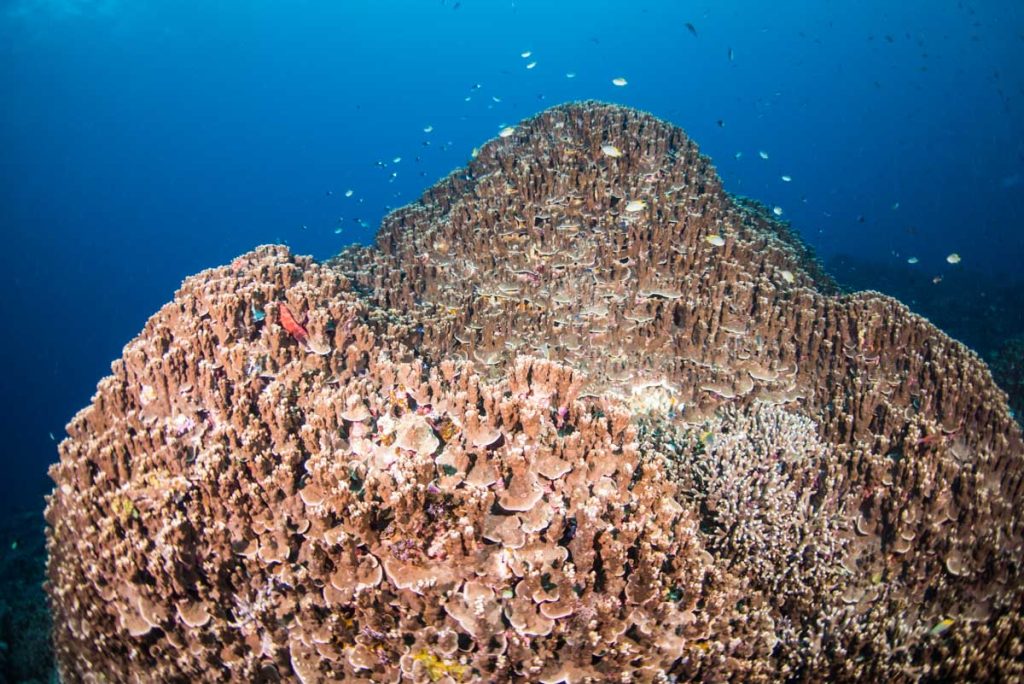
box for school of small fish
[314,29,965,290]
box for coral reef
[827,253,1024,419]
[46,102,1024,682]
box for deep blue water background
[1,0,1022,513]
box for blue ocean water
[0,0,1021,513]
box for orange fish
[278,302,309,348]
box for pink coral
[46,103,1024,682]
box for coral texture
[47,102,1024,682]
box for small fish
[781,175,792,182]
[929,618,955,636]
[392,156,402,163]
[526,61,537,69]
[278,302,309,347]
[565,72,576,79]
[685,22,698,37]
[278,303,330,355]
[758,150,769,160]
[780,270,795,283]
[772,206,783,216]
[423,125,433,133]
[625,199,647,212]
[499,126,515,138]
[601,144,623,158]
[717,119,725,127]
[946,253,961,264]
[907,256,919,264]
[728,47,735,61]
[706,234,726,247]
[612,77,628,86]
[521,50,532,58]
[252,304,266,322]
[344,189,354,197]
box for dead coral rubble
[47,102,1024,682]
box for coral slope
[47,102,1023,682]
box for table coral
[46,102,1024,682]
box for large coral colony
[46,102,1023,682]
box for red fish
[278,302,309,348]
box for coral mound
[47,103,1024,682]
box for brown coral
[46,102,1024,682]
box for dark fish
[686,22,698,37]
[728,47,734,61]
[717,119,725,128]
